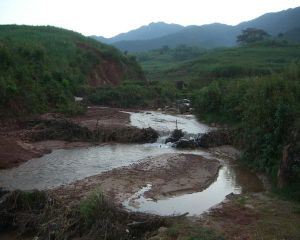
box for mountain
[237,7,300,35]
[92,22,184,44]
[93,6,300,52]
[113,23,238,52]
[0,25,144,116]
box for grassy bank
[0,190,166,239]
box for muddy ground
[0,107,140,169]
[149,192,300,240]
[52,153,221,206]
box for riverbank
[148,192,300,240]
[1,107,299,240]
[52,153,221,206]
[0,107,157,169]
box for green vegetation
[0,25,143,117]
[88,80,178,108]
[134,45,206,81]
[191,64,300,199]
[136,44,300,83]
[236,28,270,45]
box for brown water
[0,111,263,216]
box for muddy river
[0,111,263,216]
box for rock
[131,127,159,143]
[196,129,233,148]
[225,192,236,200]
[175,139,196,149]
[165,129,184,144]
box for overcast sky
[0,0,300,37]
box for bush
[87,81,178,108]
[192,64,300,186]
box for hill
[237,7,300,35]
[113,23,238,52]
[93,7,300,52]
[0,25,144,117]
[91,22,184,44]
[136,44,300,82]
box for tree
[237,28,270,44]
[159,45,169,54]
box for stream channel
[0,111,263,216]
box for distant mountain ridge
[92,22,184,44]
[92,6,300,52]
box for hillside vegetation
[0,25,144,117]
[136,43,300,82]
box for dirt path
[52,153,221,206]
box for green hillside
[0,25,144,117]
[137,44,300,84]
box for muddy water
[0,111,263,215]
[0,144,210,190]
[123,163,263,216]
[129,111,210,134]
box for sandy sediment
[52,153,221,206]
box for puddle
[123,164,263,216]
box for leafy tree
[237,28,270,44]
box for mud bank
[0,138,49,169]
[52,153,221,206]
[0,107,158,169]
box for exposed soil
[76,42,124,87]
[87,61,123,86]
[71,106,131,130]
[0,107,154,169]
[0,138,49,169]
[195,193,300,240]
[52,153,221,206]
